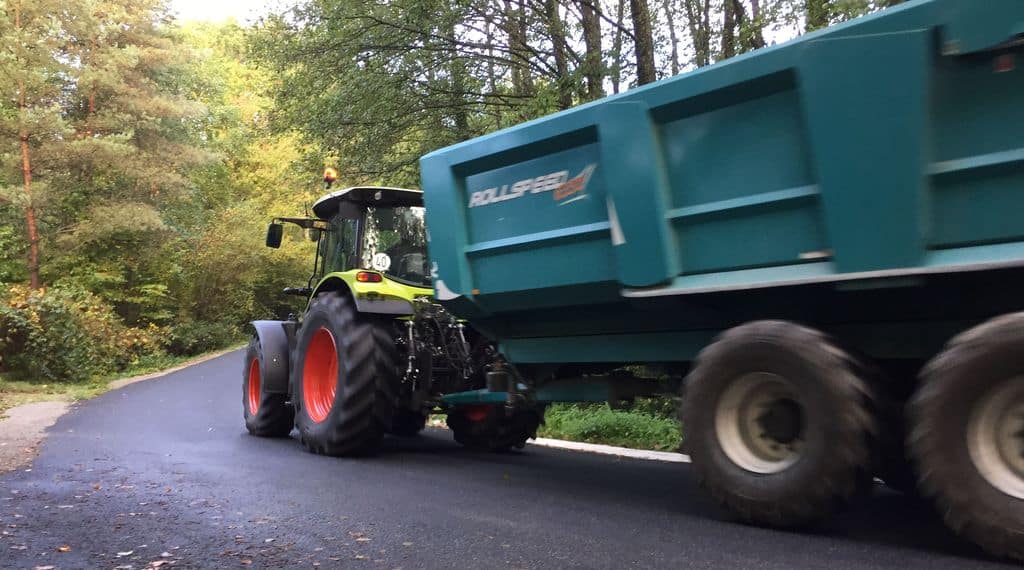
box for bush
[166,320,239,356]
[0,285,116,382]
[539,401,682,451]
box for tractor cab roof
[312,186,423,220]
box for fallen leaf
[241,560,252,565]
[160,551,172,557]
[402,542,413,547]
[34,566,55,570]
[356,537,371,543]
[57,544,71,552]
[354,554,368,560]
[263,538,275,543]
[117,550,135,557]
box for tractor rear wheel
[242,336,294,437]
[447,405,543,452]
[909,313,1024,561]
[682,320,876,527]
[292,292,398,456]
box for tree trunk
[745,0,766,50]
[684,0,712,67]
[14,2,41,290]
[629,0,656,85]
[503,0,532,97]
[661,0,680,75]
[578,0,604,100]
[721,0,736,60]
[545,0,572,110]
[611,0,625,94]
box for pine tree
[0,0,69,289]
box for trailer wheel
[682,321,875,527]
[292,292,398,456]
[447,405,542,452]
[243,336,294,437]
[389,410,429,437]
[909,313,1024,561]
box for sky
[169,0,282,24]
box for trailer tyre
[292,292,398,456]
[447,405,543,452]
[243,336,294,437]
[682,321,875,527]
[909,313,1024,561]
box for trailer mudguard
[250,320,292,394]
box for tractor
[242,175,543,455]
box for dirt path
[0,401,70,475]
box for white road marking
[529,437,690,463]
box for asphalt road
[0,350,1017,569]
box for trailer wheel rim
[303,327,339,424]
[715,372,805,474]
[967,377,1024,500]
[247,357,261,415]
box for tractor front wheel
[242,336,294,437]
[292,292,398,456]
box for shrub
[540,402,682,451]
[0,285,125,382]
[166,320,239,356]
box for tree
[0,0,68,290]
[577,0,604,99]
[629,0,657,85]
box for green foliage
[166,320,240,357]
[540,401,682,451]
[0,11,314,382]
[0,284,163,383]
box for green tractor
[243,177,542,455]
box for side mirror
[265,223,283,248]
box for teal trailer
[421,0,1024,560]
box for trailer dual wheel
[682,321,875,527]
[242,336,294,437]
[292,292,398,456]
[447,404,543,452]
[909,313,1024,561]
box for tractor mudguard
[251,320,294,394]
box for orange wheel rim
[247,357,261,415]
[303,327,339,423]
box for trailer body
[421,0,1024,365]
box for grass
[538,400,682,452]
[0,345,242,417]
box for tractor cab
[312,186,429,288]
[265,184,431,296]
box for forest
[0,0,903,385]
